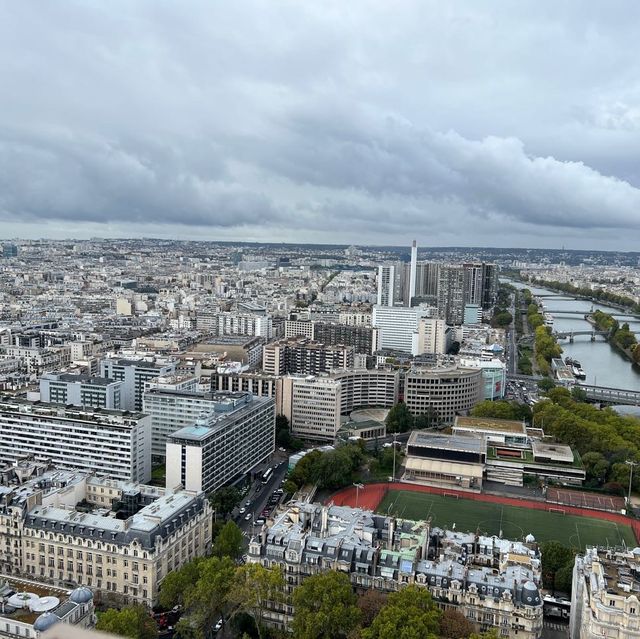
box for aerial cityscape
[2,3,640,639]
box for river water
[503,279,640,391]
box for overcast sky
[2,1,640,249]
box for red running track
[328,482,640,543]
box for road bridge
[576,384,640,407]
[553,330,609,342]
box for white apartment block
[166,392,275,494]
[40,372,123,409]
[216,312,273,338]
[284,320,315,339]
[143,383,244,460]
[0,398,151,483]
[338,312,372,327]
[415,318,450,355]
[372,305,429,354]
[281,369,399,442]
[570,546,640,639]
[100,356,176,412]
[284,376,342,441]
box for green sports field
[377,490,635,550]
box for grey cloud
[1,1,640,247]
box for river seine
[503,279,640,392]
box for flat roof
[454,415,526,435]
[408,431,486,455]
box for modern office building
[280,369,399,442]
[165,392,275,494]
[570,546,640,639]
[458,357,507,400]
[248,501,543,638]
[376,263,402,307]
[263,338,353,376]
[463,304,483,325]
[0,397,151,482]
[39,372,123,409]
[404,365,484,425]
[372,305,430,354]
[99,357,176,412]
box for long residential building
[0,467,211,609]
[166,392,275,493]
[263,338,353,376]
[39,372,123,409]
[284,321,378,355]
[404,365,484,425]
[0,397,151,483]
[248,501,543,638]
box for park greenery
[540,541,576,595]
[385,402,439,432]
[533,387,640,491]
[490,285,513,328]
[525,299,562,375]
[592,310,640,362]
[471,399,532,422]
[96,604,158,639]
[526,277,640,314]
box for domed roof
[525,533,536,543]
[522,581,541,605]
[632,547,640,555]
[33,612,60,632]
[69,586,93,604]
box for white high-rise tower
[408,240,417,306]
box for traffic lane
[237,462,288,531]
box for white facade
[100,357,176,412]
[286,376,342,441]
[40,372,123,409]
[0,399,151,482]
[373,305,429,354]
[415,318,450,355]
[166,392,275,494]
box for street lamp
[626,460,638,508]
[353,483,364,508]
[392,433,398,481]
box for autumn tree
[439,608,475,638]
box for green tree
[469,631,499,639]
[292,571,361,639]
[571,386,588,402]
[283,479,298,496]
[228,563,285,639]
[158,557,203,609]
[581,452,609,486]
[213,520,243,559]
[357,590,387,628]
[537,377,556,392]
[363,586,440,639]
[385,402,414,433]
[186,556,236,635]
[96,605,158,639]
[540,541,575,594]
[208,486,242,518]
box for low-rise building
[0,577,95,639]
[248,501,543,638]
[570,546,640,638]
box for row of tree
[286,442,366,492]
[490,285,514,328]
[592,310,640,362]
[525,299,562,375]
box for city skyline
[2,2,640,249]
